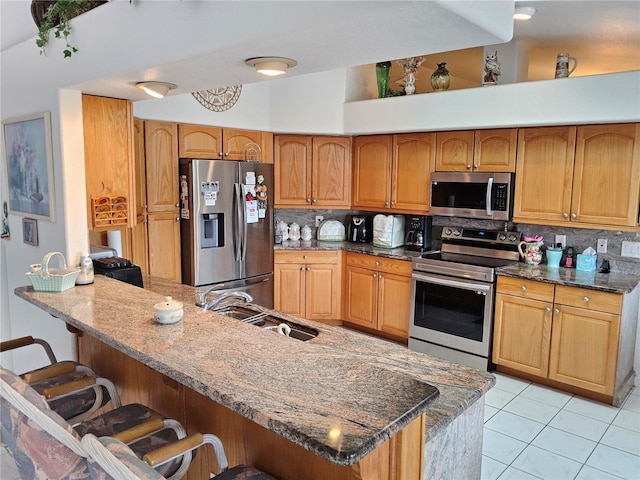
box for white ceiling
[1,0,639,101]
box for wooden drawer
[274,250,339,265]
[345,252,412,275]
[496,276,555,302]
[554,285,623,315]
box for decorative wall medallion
[192,85,242,112]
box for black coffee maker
[405,216,433,252]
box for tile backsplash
[275,209,640,275]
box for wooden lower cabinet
[493,276,633,404]
[344,253,412,339]
[147,212,181,282]
[274,251,342,322]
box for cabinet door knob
[473,164,478,169]
[306,198,312,203]
[583,296,590,303]
[391,201,395,206]
[385,201,389,207]
[224,152,230,157]
[466,164,471,169]
[563,213,569,218]
[571,213,577,219]
[306,267,311,271]
[521,286,527,292]
[175,202,180,208]
[176,217,180,221]
[554,308,560,314]
[312,198,317,204]
[545,307,551,313]
[372,273,377,278]
[218,152,224,156]
[301,267,305,271]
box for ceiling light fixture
[513,6,536,20]
[136,81,177,98]
[245,57,297,77]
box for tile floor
[2,372,639,479]
[483,373,640,480]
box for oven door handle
[486,177,494,217]
[412,272,492,293]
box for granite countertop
[497,263,640,294]
[15,276,493,466]
[275,239,427,261]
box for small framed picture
[22,218,38,246]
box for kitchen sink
[212,304,318,341]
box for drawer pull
[375,261,380,266]
[521,286,527,292]
[583,296,589,303]
[554,308,560,314]
[303,255,308,259]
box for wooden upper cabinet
[352,135,393,210]
[144,121,179,214]
[82,95,135,230]
[513,126,577,224]
[274,135,351,208]
[178,124,222,159]
[435,131,474,171]
[436,129,516,172]
[274,135,312,206]
[474,129,517,172]
[177,124,273,162]
[223,128,273,163]
[392,133,435,211]
[571,123,640,227]
[133,118,147,217]
[312,136,351,207]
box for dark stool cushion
[74,403,182,478]
[216,465,279,480]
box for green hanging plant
[34,0,106,58]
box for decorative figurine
[397,56,425,95]
[483,50,501,85]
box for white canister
[301,225,312,241]
[289,223,301,241]
[75,253,94,285]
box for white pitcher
[289,223,301,241]
[276,220,289,241]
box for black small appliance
[347,215,372,243]
[93,257,143,288]
[405,216,433,252]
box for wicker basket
[26,252,80,292]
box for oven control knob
[499,234,507,241]
[508,234,518,242]
[453,229,461,236]
[444,228,452,236]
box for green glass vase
[375,61,392,98]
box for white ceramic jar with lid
[75,253,94,285]
[154,296,184,324]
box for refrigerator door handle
[241,186,248,262]
[234,183,243,261]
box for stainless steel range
[408,226,521,370]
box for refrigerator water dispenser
[201,213,224,248]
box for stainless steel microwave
[429,172,514,220]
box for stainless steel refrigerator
[179,159,274,308]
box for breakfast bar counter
[16,276,493,479]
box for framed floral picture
[2,112,56,222]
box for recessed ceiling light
[513,5,536,20]
[136,81,177,98]
[245,57,297,77]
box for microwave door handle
[486,177,494,217]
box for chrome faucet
[201,291,253,311]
